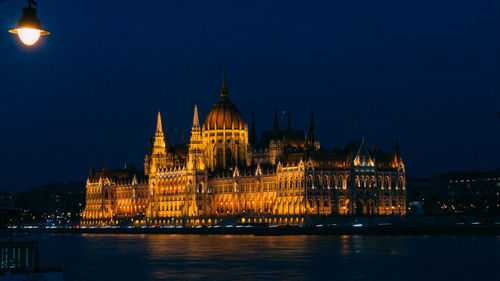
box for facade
[407,170,500,215]
[82,76,407,226]
[14,182,85,224]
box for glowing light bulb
[16,28,41,46]
[8,3,50,47]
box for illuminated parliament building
[82,76,407,226]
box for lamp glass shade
[8,6,49,46]
[16,28,41,45]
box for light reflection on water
[32,234,499,281]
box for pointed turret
[153,111,166,151]
[250,112,257,145]
[308,112,317,144]
[188,105,204,171]
[190,105,202,144]
[192,104,200,129]
[149,111,168,171]
[144,132,153,176]
[181,131,186,145]
[220,73,228,98]
[272,108,280,138]
[89,160,95,179]
[394,137,401,162]
[102,159,107,175]
[147,132,153,155]
[155,111,163,137]
[393,137,404,167]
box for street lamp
[7,0,49,46]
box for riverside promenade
[8,222,500,236]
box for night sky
[0,0,498,192]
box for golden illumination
[81,76,407,226]
[8,1,50,46]
[9,28,48,46]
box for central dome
[204,75,245,130]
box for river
[30,234,499,281]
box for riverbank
[7,224,500,236]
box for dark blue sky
[0,0,498,192]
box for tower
[187,105,205,171]
[89,160,95,180]
[186,105,207,217]
[144,133,153,176]
[202,74,249,170]
[307,112,320,150]
[149,111,169,172]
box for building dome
[204,75,245,130]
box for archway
[356,199,367,215]
[366,199,376,215]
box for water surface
[32,234,499,281]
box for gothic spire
[220,73,228,98]
[102,159,107,173]
[308,112,317,143]
[89,160,95,179]
[192,104,200,128]
[147,132,153,155]
[189,105,203,153]
[153,111,166,153]
[155,111,164,137]
[273,108,279,137]
[250,112,257,145]
[181,131,186,145]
